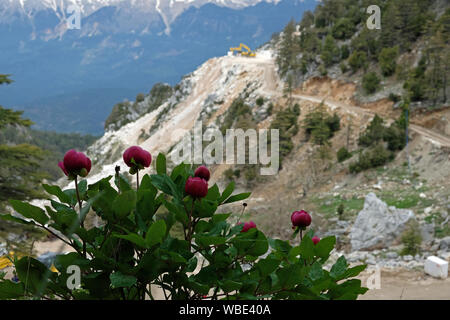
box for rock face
[350,193,415,251]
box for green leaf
[0,280,25,299]
[256,258,280,277]
[151,174,182,200]
[42,184,71,204]
[145,220,166,247]
[309,261,324,282]
[212,213,231,223]
[194,198,218,218]
[219,181,235,203]
[15,257,51,296]
[110,272,137,288]
[77,179,88,199]
[232,229,268,257]
[299,235,315,262]
[330,256,348,279]
[114,233,147,249]
[219,280,242,293]
[113,190,136,219]
[195,235,227,247]
[314,236,336,259]
[136,188,158,224]
[342,264,367,280]
[156,153,167,175]
[223,192,251,204]
[9,200,49,225]
[276,264,305,289]
[205,184,220,201]
[115,174,132,192]
[0,214,36,226]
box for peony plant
[0,147,368,300]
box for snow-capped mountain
[0,0,317,134]
[0,0,283,34]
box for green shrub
[400,222,422,256]
[303,107,340,146]
[340,45,350,60]
[362,72,380,94]
[337,203,345,217]
[332,18,356,40]
[358,114,385,147]
[378,46,399,76]
[388,93,400,103]
[256,96,265,107]
[136,93,145,103]
[348,51,368,73]
[349,144,393,173]
[337,147,352,162]
[0,154,368,300]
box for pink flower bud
[59,149,91,177]
[185,177,208,198]
[123,146,152,170]
[291,210,311,228]
[194,165,210,181]
[240,221,256,233]
[312,236,321,245]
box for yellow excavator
[229,43,256,57]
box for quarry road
[250,54,450,148]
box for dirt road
[252,54,450,148]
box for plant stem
[74,175,86,258]
[136,170,140,190]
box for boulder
[350,193,415,251]
[420,223,435,244]
[439,237,450,251]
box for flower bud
[291,210,311,228]
[185,177,208,198]
[312,236,320,245]
[194,165,210,181]
[123,146,152,172]
[240,221,256,233]
[59,149,91,178]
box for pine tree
[0,75,47,207]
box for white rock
[403,255,413,261]
[419,193,427,199]
[350,193,415,251]
[424,207,433,215]
[424,256,448,279]
[386,252,398,259]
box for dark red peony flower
[123,146,152,170]
[240,221,256,233]
[194,165,210,181]
[312,236,321,245]
[59,149,91,178]
[291,210,312,228]
[185,177,208,198]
